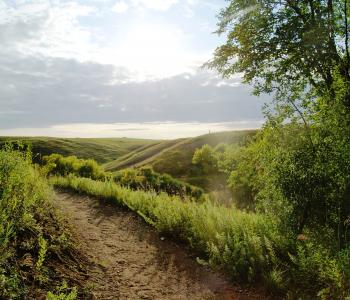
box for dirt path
[55,192,264,300]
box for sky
[0,0,269,139]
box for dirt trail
[55,192,264,300]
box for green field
[0,137,160,164]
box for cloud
[0,1,97,61]
[0,0,212,80]
[112,1,128,13]
[0,52,267,130]
[131,0,179,11]
[0,0,270,137]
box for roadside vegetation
[42,154,203,201]
[0,145,86,299]
[2,0,350,299]
[114,167,204,201]
[104,131,254,192]
[43,153,108,180]
[51,175,350,298]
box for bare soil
[55,191,266,300]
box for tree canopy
[209,0,350,108]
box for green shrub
[46,281,77,300]
[114,167,204,201]
[192,144,218,174]
[0,146,82,298]
[288,242,349,298]
[42,154,107,180]
[0,146,50,298]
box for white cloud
[0,0,225,81]
[112,1,128,13]
[0,1,99,62]
[131,0,178,11]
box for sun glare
[109,23,196,80]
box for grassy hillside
[104,138,186,171]
[0,137,160,164]
[105,130,256,173]
[104,130,256,193]
[151,130,256,176]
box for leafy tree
[209,1,350,244]
[192,144,218,174]
[208,0,350,110]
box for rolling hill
[103,138,187,171]
[0,137,161,164]
[104,130,257,191]
[0,130,256,191]
[105,130,256,173]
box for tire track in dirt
[55,191,265,300]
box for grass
[151,130,256,176]
[104,131,255,173]
[51,175,350,298]
[0,137,160,164]
[50,176,282,281]
[104,130,256,194]
[0,147,86,299]
[103,138,186,171]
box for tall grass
[51,175,282,282]
[0,147,79,299]
[51,175,350,298]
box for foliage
[51,175,350,297]
[192,144,218,174]
[221,74,350,245]
[208,0,350,107]
[147,130,255,180]
[288,242,348,299]
[43,153,108,180]
[0,146,83,298]
[191,143,258,210]
[0,145,51,298]
[46,281,77,300]
[50,176,282,281]
[207,2,350,297]
[114,167,204,201]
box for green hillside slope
[105,130,257,192]
[151,130,256,177]
[0,137,160,164]
[104,138,187,171]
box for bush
[0,146,81,298]
[192,144,218,174]
[114,167,204,201]
[288,242,349,298]
[42,154,107,180]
